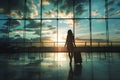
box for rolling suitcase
[74,51,82,64]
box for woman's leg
[69,52,72,64]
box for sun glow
[58,34,65,42]
[52,32,66,46]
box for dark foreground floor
[0,52,120,80]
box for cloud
[9,29,41,40]
[116,1,120,6]
[10,10,24,18]
[52,30,57,34]
[9,29,35,34]
[0,0,39,18]
[48,26,56,30]
[75,37,87,42]
[115,31,120,34]
[58,11,73,18]
[115,28,120,34]
[43,0,50,5]
[59,19,74,28]
[25,20,41,28]
[0,0,88,18]
[44,9,57,17]
[49,0,88,16]
[34,30,40,35]
[106,8,115,12]
[3,19,20,27]
[27,0,39,18]
[41,36,52,42]
[10,38,31,42]
[14,34,21,38]
[0,8,4,13]
[0,25,9,33]
[75,37,106,42]
[112,24,120,27]
[92,39,107,42]
[95,33,106,36]
[0,28,9,33]
[91,11,99,16]
[105,0,114,6]
[91,10,103,17]
[110,10,120,16]
[26,20,56,35]
[0,0,25,18]
[44,9,73,18]
[42,20,52,23]
[42,29,53,35]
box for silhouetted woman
[65,29,75,64]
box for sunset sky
[0,0,120,47]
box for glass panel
[58,0,73,18]
[74,0,89,18]
[9,20,24,43]
[25,20,41,42]
[108,19,120,46]
[0,20,9,45]
[42,0,57,18]
[0,0,9,19]
[91,0,105,18]
[41,20,57,46]
[92,19,106,46]
[58,19,73,46]
[26,0,41,19]
[107,0,120,18]
[0,14,9,19]
[75,19,90,46]
[0,0,25,19]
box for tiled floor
[0,52,120,80]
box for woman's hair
[68,29,72,36]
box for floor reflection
[0,52,120,80]
[68,63,82,80]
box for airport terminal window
[0,0,120,47]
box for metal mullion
[105,0,109,46]
[7,0,10,43]
[73,0,75,36]
[40,0,42,42]
[24,0,27,47]
[89,0,92,47]
[89,0,94,80]
[57,0,58,48]
[1,17,120,21]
